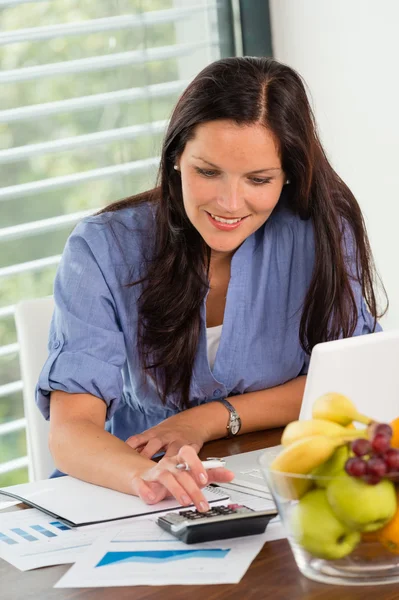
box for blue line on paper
[96,549,230,567]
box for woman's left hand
[126,412,209,459]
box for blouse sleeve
[35,221,127,421]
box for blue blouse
[36,196,378,447]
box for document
[0,496,20,510]
[0,478,228,527]
[0,509,175,571]
[0,487,284,572]
[55,530,268,587]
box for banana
[270,435,347,475]
[281,418,366,447]
[269,435,349,499]
[312,392,372,426]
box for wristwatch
[216,398,241,437]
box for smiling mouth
[207,212,249,224]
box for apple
[327,473,397,532]
[312,445,349,488]
[290,488,361,560]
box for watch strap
[215,398,241,437]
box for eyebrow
[192,155,282,174]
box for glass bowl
[259,452,399,586]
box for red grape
[363,474,382,485]
[366,457,387,478]
[351,438,372,457]
[371,433,391,454]
[384,448,399,473]
[345,457,367,477]
[372,423,393,439]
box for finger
[190,443,201,454]
[177,445,208,487]
[206,467,235,484]
[164,441,201,458]
[156,471,194,508]
[164,440,186,458]
[139,438,165,459]
[132,478,166,505]
[126,435,145,449]
[174,471,210,511]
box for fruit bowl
[259,459,399,586]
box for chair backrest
[14,296,55,481]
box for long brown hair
[100,57,387,408]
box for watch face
[230,419,240,435]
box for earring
[285,179,290,184]
[174,165,180,171]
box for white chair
[14,296,55,481]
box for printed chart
[96,548,229,567]
[55,536,267,587]
[0,519,69,545]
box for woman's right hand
[131,445,234,512]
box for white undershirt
[206,324,223,371]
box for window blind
[0,0,228,485]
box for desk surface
[2,429,399,600]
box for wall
[269,0,399,328]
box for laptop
[222,329,399,494]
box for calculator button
[163,514,184,522]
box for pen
[175,457,226,471]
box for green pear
[327,473,397,532]
[290,488,361,560]
[312,445,349,488]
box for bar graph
[0,519,70,545]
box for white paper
[0,478,285,574]
[0,497,20,510]
[0,508,179,571]
[55,530,267,587]
[0,478,228,526]
[213,481,274,501]
[55,485,284,588]
[0,508,92,570]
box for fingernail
[199,473,207,484]
[181,494,191,505]
[199,501,209,512]
[148,492,156,501]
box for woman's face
[177,120,286,259]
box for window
[0,0,236,485]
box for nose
[216,178,245,214]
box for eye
[249,177,273,185]
[195,167,219,178]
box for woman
[36,56,385,512]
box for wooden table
[2,428,399,600]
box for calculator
[157,504,278,544]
